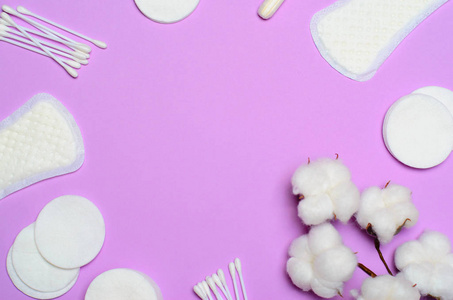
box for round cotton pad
[383,94,453,169]
[35,195,105,269]
[412,86,453,118]
[12,223,79,292]
[134,0,199,24]
[85,268,163,300]
[7,247,78,299]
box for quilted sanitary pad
[311,0,449,81]
[0,93,84,200]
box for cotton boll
[308,223,342,255]
[298,195,334,225]
[287,258,313,291]
[291,157,360,225]
[329,181,360,223]
[313,246,357,283]
[356,274,420,300]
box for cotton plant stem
[358,263,377,278]
[374,238,393,276]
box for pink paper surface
[0,0,452,299]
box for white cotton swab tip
[202,281,213,299]
[234,258,242,272]
[194,284,206,300]
[16,6,31,15]
[2,5,15,14]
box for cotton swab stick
[258,0,285,20]
[194,283,207,300]
[234,258,249,300]
[0,36,81,69]
[213,274,231,300]
[202,281,214,300]
[1,5,91,53]
[1,13,78,77]
[0,19,90,55]
[17,6,107,49]
[206,277,223,300]
[0,24,87,60]
[217,269,233,300]
[228,263,240,300]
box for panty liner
[0,93,84,200]
[311,0,449,81]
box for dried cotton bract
[291,158,360,225]
[351,274,420,300]
[356,183,418,244]
[287,223,357,298]
[395,231,453,300]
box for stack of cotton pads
[7,195,105,299]
[85,268,163,300]
[1,5,107,78]
[0,93,84,200]
[134,0,200,24]
[383,86,453,169]
[311,0,449,81]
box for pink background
[0,0,453,299]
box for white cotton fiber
[395,230,453,299]
[292,158,360,225]
[287,223,357,298]
[0,93,84,200]
[353,274,420,300]
[356,183,418,243]
[311,0,449,81]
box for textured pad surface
[35,195,105,269]
[7,247,78,299]
[311,0,449,81]
[134,0,199,24]
[0,93,84,200]
[12,223,79,292]
[383,93,453,169]
[85,268,163,300]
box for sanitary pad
[0,93,84,199]
[311,0,449,81]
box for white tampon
[0,34,80,69]
[0,25,87,60]
[0,19,89,55]
[1,12,77,77]
[17,6,107,49]
[0,33,81,68]
[1,5,91,53]
[194,284,207,300]
[217,269,233,300]
[206,277,223,300]
[258,0,285,20]
[228,263,240,300]
[234,258,248,300]
[202,281,214,300]
[213,274,231,300]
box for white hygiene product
[0,93,84,200]
[134,0,200,24]
[383,93,453,169]
[258,0,285,20]
[34,195,105,269]
[7,247,78,299]
[311,0,449,81]
[85,268,163,300]
[11,223,79,292]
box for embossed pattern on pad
[311,0,449,81]
[0,93,84,200]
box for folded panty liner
[0,93,84,200]
[310,0,449,81]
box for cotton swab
[1,5,91,53]
[0,19,89,55]
[0,36,80,69]
[234,258,248,300]
[228,263,240,300]
[0,24,87,60]
[217,269,233,300]
[213,274,231,300]
[258,0,285,20]
[202,281,214,300]
[17,6,107,49]
[194,283,207,300]
[1,13,78,77]
[206,276,223,300]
